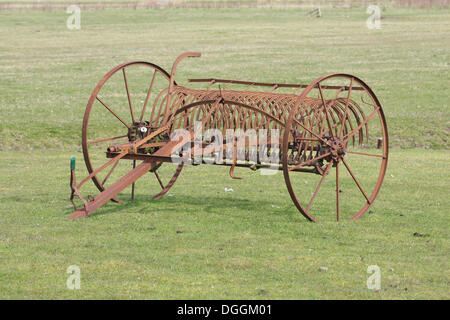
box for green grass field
[0,5,449,299]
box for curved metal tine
[329,100,353,141]
[131,160,136,200]
[343,106,380,144]
[334,87,346,100]
[166,93,186,126]
[336,161,340,221]
[301,102,323,160]
[327,104,343,137]
[154,170,165,189]
[335,96,364,145]
[292,84,304,95]
[139,70,158,122]
[96,96,130,129]
[306,161,333,213]
[181,93,198,129]
[290,107,306,162]
[293,121,309,163]
[361,91,378,108]
[353,98,370,144]
[318,83,334,139]
[302,107,321,162]
[152,164,184,200]
[341,103,353,142]
[149,88,167,127]
[343,101,358,146]
[339,78,354,138]
[328,104,341,138]
[334,99,360,146]
[155,95,169,127]
[207,79,216,91]
[316,100,328,138]
[164,52,201,125]
[122,67,135,124]
[341,158,371,204]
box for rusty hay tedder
[69,52,388,222]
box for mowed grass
[0,7,449,299]
[0,149,449,299]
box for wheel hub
[326,137,346,162]
[128,121,150,142]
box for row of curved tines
[145,80,369,165]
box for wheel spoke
[87,134,127,145]
[339,78,353,138]
[318,83,334,138]
[101,160,119,186]
[288,152,331,172]
[122,68,135,124]
[84,62,180,203]
[306,161,333,213]
[342,158,371,204]
[292,118,328,144]
[96,97,130,129]
[346,150,385,158]
[282,74,387,222]
[139,70,158,122]
[77,149,129,189]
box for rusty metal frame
[69,52,388,222]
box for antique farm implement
[69,52,388,222]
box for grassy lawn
[0,6,449,299]
[0,149,448,299]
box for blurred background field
[1,4,448,150]
[0,0,449,8]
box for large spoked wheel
[282,74,388,222]
[82,61,183,201]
